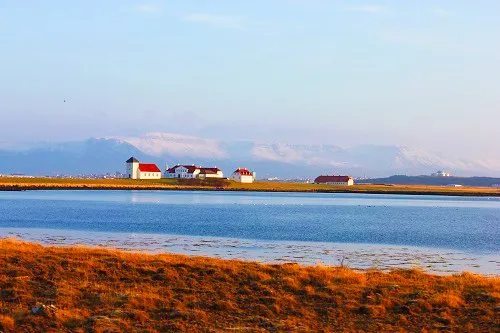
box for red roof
[234,168,252,176]
[185,166,200,173]
[138,163,161,173]
[314,175,353,183]
[166,165,200,174]
[199,167,221,174]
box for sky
[1,1,499,159]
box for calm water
[1,190,499,274]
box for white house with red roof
[231,168,255,183]
[126,157,162,179]
[198,167,224,179]
[164,165,200,179]
[314,175,354,186]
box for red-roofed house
[165,165,224,179]
[231,168,255,183]
[164,165,200,179]
[314,175,354,186]
[199,167,224,179]
[126,157,162,179]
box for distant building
[165,165,223,179]
[431,170,451,177]
[266,177,279,181]
[126,157,162,179]
[165,165,200,179]
[314,175,354,186]
[198,167,224,179]
[231,168,255,183]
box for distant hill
[0,138,160,176]
[357,175,500,187]
[0,132,499,178]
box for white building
[314,175,354,186]
[231,168,255,183]
[164,165,224,179]
[126,157,162,179]
[165,165,200,179]
[198,167,224,179]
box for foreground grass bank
[0,240,499,332]
[1,177,500,196]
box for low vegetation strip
[1,177,500,196]
[0,240,499,332]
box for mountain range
[0,132,498,178]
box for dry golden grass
[1,177,499,196]
[0,239,498,332]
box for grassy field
[0,240,498,332]
[0,176,500,196]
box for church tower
[126,157,139,179]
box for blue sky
[1,1,499,158]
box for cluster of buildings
[126,157,356,186]
[164,165,224,180]
[125,157,256,183]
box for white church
[125,157,162,179]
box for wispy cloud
[431,7,454,17]
[345,5,386,13]
[135,4,161,13]
[182,13,245,30]
[378,30,495,55]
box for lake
[1,190,499,274]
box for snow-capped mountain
[112,133,228,160]
[109,132,499,178]
[1,132,498,178]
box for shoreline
[1,239,499,332]
[2,228,499,276]
[1,177,500,196]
